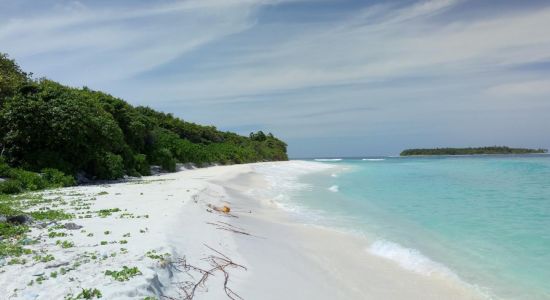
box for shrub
[93,152,124,180]
[8,168,46,190]
[41,168,76,187]
[133,154,150,176]
[0,179,23,194]
[155,148,176,172]
[0,157,10,176]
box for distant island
[400,146,548,156]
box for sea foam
[328,185,339,192]
[315,158,343,161]
[368,240,452,276]
[248,161,335,216]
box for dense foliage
[0,157,75,194]
[400,146,548,156]
[0,53,287,187]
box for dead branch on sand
[165,244,247,300]
[206,221,251,236]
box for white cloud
[134,0,550,103]
[0,0,295,84]
[485,79,550,97]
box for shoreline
[220,161,485,300]
[1,161,484,299]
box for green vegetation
[34,253,55,262]
[0,200,31,257]
[105,266,142,281]
[146,250,170,263]
[30,209,73,220]
[0,221,28,239]
[400,146,548,156]
[48,231,67,238]
[97,208,120,218]
[0,53,287,188]
[8,257,27,265]
[65,288,102,300]
[56,240,75,248]
[0,158,75,194]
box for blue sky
[1,0,549,157]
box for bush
[0,161,74,194]
[6,168,46,191]
[155,148,176,172]
[41,168,75,187]
[133,154,150,176]
[93,152,124,180]
[0,157,10,176]
[0,179,23,194]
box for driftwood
[206,221,251,236]
[44,261,70,269]
[165,244,247,300]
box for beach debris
[34,221,49,229]
[45,261,70,269]
[7,214,33,225]
[206,221,250,236]
[206,204,231,214]
[19,237,34,245]
[150,165,162,175]
[169,244,247,300]
[64,222,83,230]
[76,172,92,184]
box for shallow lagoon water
[280,155,550,299]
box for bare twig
[164,245,247,300]
[206,221,251,236]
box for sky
[1,0,549,157]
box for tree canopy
[0,53,287,187]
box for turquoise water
[286,156,550,299]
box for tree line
[0,53,287,193]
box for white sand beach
[0,161,484,299]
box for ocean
[256,155,550,299]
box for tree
[0,52,288,183]
[0,53,29,106]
